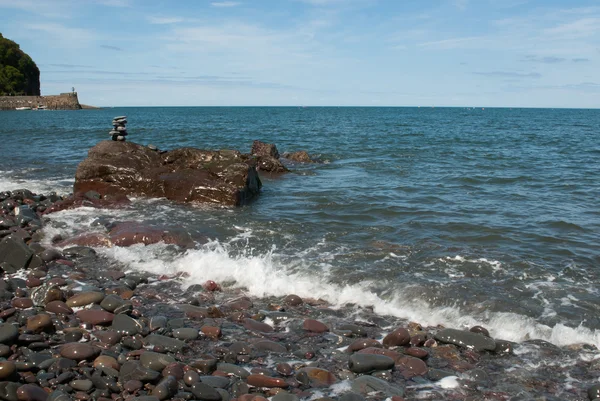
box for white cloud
[147,16,184,24]
[417,36,483,49]
[93,0,132,7]
[210,1,241,7]
[24,23,95,47]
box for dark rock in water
[0,235,34,270]
[296,367,337,387]
[74,141,262,206]
[282,151,314,163]
[253,156,289,173]
[119,361,161,383]
[351,376,404,397]
[434,328,496,352]
[62,246,97,258]
[348,354,395,373]
[143,334,186,352]
[140,352,175,371]
[395,355,428,378]
[251,140,280,159]
[589,384,600,399]
[108,221,195,248]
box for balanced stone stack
[109,116,128,141]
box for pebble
[303,319,329,333]
[382,327,410,347]
[0,361,16,380]
[111,314,140,335]
[60,343,100,361]
[348,354,395,373]
[0,323,19,344]
[140,352,175,371]
[26,314,53,332]
[76,309,114,325]
[16,384,48,401]
[66,292,104,308]
[172,327,199,340]
[45,301,73,315]
[190,382,222,401]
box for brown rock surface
[73,141,263,206]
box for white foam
[90,240,600,348]
[439,376,460,389]
[0,171,73,195]
[42,208,600,349]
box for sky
[0,0,598,108]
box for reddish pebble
[247,374,289,388]
[347,338,382,352]
[55,259,75,267]
[303,319,329,333]
[200,325,221,339]
[12,298,33,309]
[26,277,43,288]
[45,301,73,315]
[405,347,429,359]
[16,384,48,401]
[203,280,221,291]
[383,327,411,347]
[243,318,273,333]
[76,309,115,325]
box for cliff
[0,33,40,96]
[0,92,82,110]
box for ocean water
[1,106,600,347]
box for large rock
[73,141,262,207]
[0,235,34,271]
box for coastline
[1,187,599,401]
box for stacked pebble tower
[110,116,127,141]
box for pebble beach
[2,188,600,401]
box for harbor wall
[0,92,82,110]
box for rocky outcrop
[74,141,262,206]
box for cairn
[109,116,128,141]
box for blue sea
[1,106,600,348]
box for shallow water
[1,106,600,348]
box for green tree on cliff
[0,33,40,96]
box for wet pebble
[59,343,100,361]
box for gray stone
[62,247,96,258]
[0,381,19,401]
[143,334,186,352]
[191,382,222,401]
[172,328,199,340]
[100,294,126,313]
[152,376,178,401]
[119,361,160,383]
[14,205,39,222]
[338,392,365,401]
[0,324,19,345]
[47,391,71,401]
[253,340,287,353]
[111,314,140,335]
[351,376,404,397]
[271,392,300,401]
[0,235,33,270]
[216,363,249,379]
[149,316,167,331]
[140,352,175,371]
[348,354,395,374]
[69,380,93,392]
[434,328,496,352]
[198,376,230,389]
